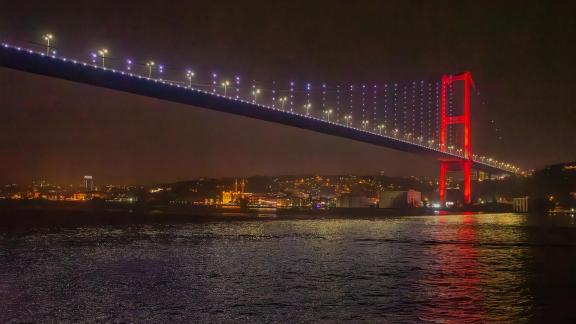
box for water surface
[1,213,575,322]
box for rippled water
[1,213,576,322]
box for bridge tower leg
[439,161,448,203]
[439,72,474,205]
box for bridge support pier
[439,160,472,206]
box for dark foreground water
[1,213,576,322]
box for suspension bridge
[0,37,523,205]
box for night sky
[0,1,574,185]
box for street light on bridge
[344,114,352,127]
[146,61,155,78]
[97,48,108,68]
[252,88,261,103]
[278,97,287,110]
[221,80,230,96]
[323,108,333,122]
[185,70,195,87]
[377,124,385,135]
[304,103,312,116]
[42,33,53,55]
[361,120,369,130]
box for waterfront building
[336,194,371,208]
[379,190,421,208]
[221,178,249,204]
[276,196,310,208]
[512,197,529,213]
[72,192,88,201]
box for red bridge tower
[439,71,474,205]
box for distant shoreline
[0,200,512,232]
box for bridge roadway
[0,44,511,175]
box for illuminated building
[83,175,94,191]
[247,195,277,208]
[222,191,234,204]
[72,192,88,201]
[276,196,310,208]
[221,178,248,205]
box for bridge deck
[0,44,512,174]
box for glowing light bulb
[235,75,240,99]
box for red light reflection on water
[420,213,485,322]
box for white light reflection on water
[1,213,575,322]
